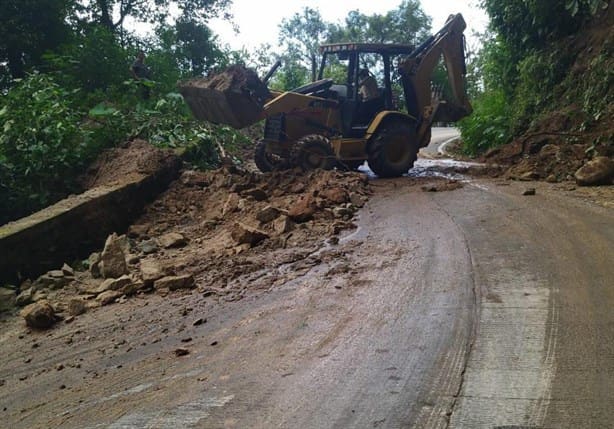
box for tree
[279,7,329,82]
[329,0,431,45]
[84,0,232,33]
[0,0,72,79]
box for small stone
[139,239,159,255]
[64,316,75,324]
[88,253,102,278]
[230,223,269,246]
[273,215,294,234]
[288,194,316,223]
[61,264,75,277]
[56,364,64,371]
[140,260,165,283]
[48,270,64,279]
[243,188,268,201]
[158,232,188,249]
[349,192,367,208]
[545,174,558,183]
[127,255,140,265]
[15,288,33,307]
[21,301,56,329]
[192,318,206,326]
[154,275,195,291]
[256,206,281,224]
[101,233,128,279]
[321,187,349,204]
[94,275,132,294]
[522,188,536,196]
[96,290,122,306]
[174,348,190,357]
[67,299,87,316]
[0,287,16,312]
[122,281,146,296]
[127,224,149,238]
[222,193,241,216]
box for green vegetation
[459,0,611,155]
[0,0,244,224]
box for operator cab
[317,43,415,137]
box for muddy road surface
[1,154,613,428]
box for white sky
[209,0,489,52]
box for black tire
[294,134,336,171]
[367,122,418,178]
[254,140,278,173]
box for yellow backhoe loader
[180,13,472,177]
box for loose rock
[230,223,269,246]
[22,301,57,329]
[256,206,281,224]
[575,156,614,186]
[101,233,128,279]
[158,232,188,249]
[61,263,75,277]
[154,275,195,291]
[288,194,316,222]
[15,288,34,307]
[0,287,16,312]
[273,215,294,234]
[97,290,123,306]
[140,260,165,283]
[67,299,87,316]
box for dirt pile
[80,139,179,189]
[7,166,370,328]
[179,65,271,129]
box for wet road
[1,160,613,428]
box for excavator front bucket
[178,65,271,129]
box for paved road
[1,169,613,428]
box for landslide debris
[9,165,370,329]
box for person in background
[130,51,152,99]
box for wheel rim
[303,147,328,169]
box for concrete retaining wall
[0,158,181,285]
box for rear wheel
[367,122,418,177]
[293,134,336,171]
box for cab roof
[319,43,416,55]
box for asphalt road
[1,152,613,428]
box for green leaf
[89,103,119,117]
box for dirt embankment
[480,8,613,184]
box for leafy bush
[458,89,512,155]
[0,74,90,222]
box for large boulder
[21,300,57,329]
[575,156,614,186]
[100,233,128,279]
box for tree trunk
[97,0,114,30]
[6,48,24,79]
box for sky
[208,0,489,52]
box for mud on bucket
[178,65,271,129]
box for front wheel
[293,134,336,171]
[367,122,418,178]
